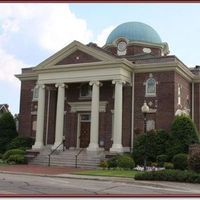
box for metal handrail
[48,140,65,167]
[75,148,84,168]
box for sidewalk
[0,164,135,183]
[0,164,200,194]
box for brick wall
[134,71,175,134]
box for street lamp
[141,101,150,171]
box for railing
[75,148,84,168]
[48,140,65,167]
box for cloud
[0,48,28,84]
[38,5,93,51]
[95,25,115,47]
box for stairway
[28,147,106,169]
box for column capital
[55,83,68,88]
[89,81,102,87]
[112,80,126,85]
[36,84,45,89]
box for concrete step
[29,148,104,168]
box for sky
[1,3,200,115]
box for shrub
[6,136,34,150]
[2,149,25,161]
[132,129,170,165]
[117,155,135,169]
[164,162,174,169]
[156,155,168,167]
[172,153,188,170]
[0,112,18,153]
[107,155,119,169]
[151,162,158,167]
[135,169,200,183]
[166,116,200,159]
[188,151,200,173]
[7,154,27,164]
[99,160,108,169]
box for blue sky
[1,3,200,114]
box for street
[0,173,200,195]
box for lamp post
[141,101,150,171]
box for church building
[16,21,200,155]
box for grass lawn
[74,169,139,178]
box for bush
[166,116,200,159]
[188,151,200,173]
[132,129,170,165]
[135,169,200,183]
[6,136,34,150]
[107,155,119,169]
[7,154,27,164]
[99,160,108,169]
[2,149,25,161]
[164,162,174,169]
[172,153,188,170]
[117,155,135,169]
[156,155,168,167]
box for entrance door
[79,114,91,148]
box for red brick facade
[17,41,200,152]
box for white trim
[68,101,108,112]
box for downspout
[192,81,194,121]
[45,88,51,145]
[131,72,135,153]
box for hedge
[135,169,200,183]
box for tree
[0,112,18,153]
[166,115,200,159]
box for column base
[32,142,44,150]
[52,143,63,151]
[87,143,100,152]
[110,144,124,153]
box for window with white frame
[145,74,157,97]
[79,83,92,98]
[32,86,39,101]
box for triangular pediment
[34,41,116,70]
[55,49,101,65]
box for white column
[32,84,45,149]
[52,83,66,150]
[87,81,101,151]
[110,80,125,152]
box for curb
[0,170,181,189]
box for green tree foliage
[6,136,34,150]
[166,115,200,159]
[0,112,18,153]
[132,130,169,165]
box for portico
[30,41,134,153]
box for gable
[34,41,116,70]
[56,50,101,65]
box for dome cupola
[106,22,162,45]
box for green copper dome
[106,22,162,44]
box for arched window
[32,86,39,101]
[80,83,92,98]
[145,77,156,97]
